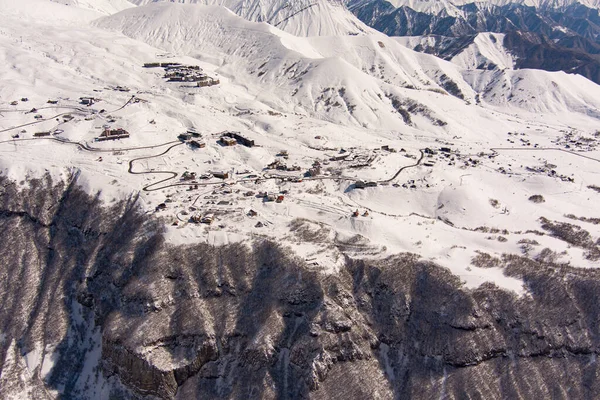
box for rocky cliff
[1,173,599,399]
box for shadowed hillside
[1,174,600,399]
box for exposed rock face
[1,174,600,398]
[349,1,600,84]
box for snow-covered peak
[127,0,373,36]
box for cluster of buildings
[144,62,220,86]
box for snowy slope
[51,0,134,15]
[128,0,372,36]
[95,3,600,126]
[93,3,476,129]
[397,33,516,70]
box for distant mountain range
[348,0,600,83]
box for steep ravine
[0,174,599,399]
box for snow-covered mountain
[4,0,600,399]
[127,0,372,36]
[50,0,134,15]
[350,0,600,83]
[381,0,600,12]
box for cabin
[80,97,95,106]
[197,77,220,87]
[354,180,366,189]
[189,140,205,148]
[212,171,229,179]
[178,133,192,141]
[201,214,214,224]
[181,171,196,181]
[47,100,58,104]
[276,195,285,203]
[266,192,277,202]
[308,167,321,177]
[34,131,51,137]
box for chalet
[10,101,18,106]
[80,97,95,106]
[181,171,196,181]
[21,98,28,102]
[365,181,378,187]
[266,192,277,202]
[219,136,237,146]
[440,147,452,153]
[354,181,366,189]
[211,171,229,179]
[156,203,167,211]
[63,114,74,122]
[201,214,214,224]
[143,62,160,68]
[34,131,51,137]
[189,140,205,148]
[308,167,321,177]
[244,191,255,197]
[47,100,58,104]
[352,209,360,217]
[248,209,258,217]
[191,214,202,223]
[276,195,285,203]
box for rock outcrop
[1,174,599,399]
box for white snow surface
[3,0,600,313]
[127,0,373,36]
